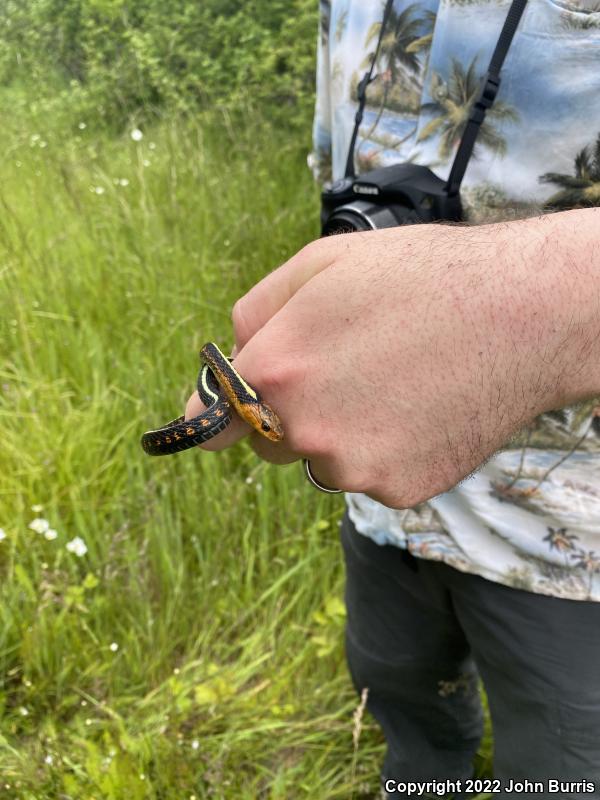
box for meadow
[0,90,491,800]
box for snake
[140,342,284,456]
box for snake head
[244,402,284,442]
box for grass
[0,100,492,798]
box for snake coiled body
[141,343,283,456]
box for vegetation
[0,104,365,798]
[0,3,494,796]
[0,0,318,131]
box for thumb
[232,236,345,351]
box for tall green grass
[0,105,491,798]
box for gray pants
[341,511,600,800]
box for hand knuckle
[298,239,323,261]
[366,482,421,510]
[295,428,334,460]
[303,449,367,494]
[258,356,297,394]
[341,474,372,494]
[231,296,251,341]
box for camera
[320,0,524,237]
[321,162,463,235]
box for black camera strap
[445,0,528,196]
[345,0,529,192]
[344,0,396,178]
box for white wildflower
[94,186,105,195]
[44,754,53,765]
[130,128,143,142]
[191,739,199,750]
[29,518,49,534]
[142,159,151,167]
[245,476,253,484]
[78,122,86,130]
[109,642,119,652]
[119,178,129,187]
[19,706,29,716]
[66,536,87,557]
[0,529,6,541]
[44,529,58,541]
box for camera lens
[322,200,401,235]
[322,209,372,235]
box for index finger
[231,235,348,351]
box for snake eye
[261,422,271,432]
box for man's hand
[186,209,600,509]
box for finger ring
[303,459,343,494]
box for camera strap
[445,0,528,196]
[344,0,529,191]
[344,0,396,178]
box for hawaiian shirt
[311,0,600,600]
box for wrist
[531,208,600,405]
[547,208,600,405]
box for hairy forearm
[188,207,600,506]
[493,207,600,411]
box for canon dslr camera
[321,0,524,236]
[321,163,463,235]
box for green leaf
[82,572,100,590]
[194,683,218,706]
[324,596,345,619]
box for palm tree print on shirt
[560,0,600,29]
[540,133,600,208]
[335,7,348,41]
[544,527,579,557]
[357,3,433,151]
[418,56,519,160]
